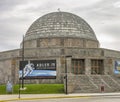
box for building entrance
[91,59,104,74]
[72,59,85,74]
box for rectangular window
[72,59,85,74]
[91,59,103,74]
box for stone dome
[25,12,98,41]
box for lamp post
[65,55,72,95]
[19,35,25,98]
[65,57,67,94]
[21,35,25,88]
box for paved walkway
[0,93,120,102]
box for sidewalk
[0,93,120,102]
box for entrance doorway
[72,59,85,74]
[91,59,104,74]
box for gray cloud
[0,0,27,12]
[72,0,120,50]
[0,0,120,51]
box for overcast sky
[0,0,120,51]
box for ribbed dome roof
[25,12,98,41]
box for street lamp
[21,35,25,88]
[65,55,72,95]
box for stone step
[69,75,120,93]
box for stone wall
[24,39,37,48]
[0,59,11,84]
[0,49,19,84]
[0,46,120,86]
[24,38,99,48]
[0,49,19,60]
[104,49,120,58]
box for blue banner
[114,61,120,74]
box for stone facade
[0,11,120,93]
[0,47,120,84]
[24,38,99,48]
[0,49,19,84]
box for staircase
[75,75,97,93]
[70,74,120,93]
[101,75,120,92]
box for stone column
[56,57,63,83]
[66,57,72,73]
[104,58,113,75]
[85,59,91,75]
[11,58,16,84]
[64,56,74,94]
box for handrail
[104,72,120,87]
[86,74,98,89]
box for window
[91,59,103,74]
[72,59,85,74]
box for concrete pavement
[0,93,120,102]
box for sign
[6,81,13,94]
[19,60,56,79]
[114,61,120,74]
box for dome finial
[57,8,61,12]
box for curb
[1,93,120,102]
[0,95,90,102]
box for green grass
[0,84,64,94]
[0,85,6,94]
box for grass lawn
[0,84,64,94]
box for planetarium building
[1,11,120,93]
